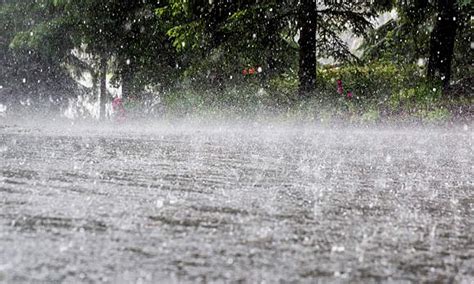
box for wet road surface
[0,120,473,283]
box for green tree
[157,0,381,97]
[1,0,77,107]
[3,0,181,117]
[361,0,472,89]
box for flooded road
[0,120,473,283]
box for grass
[122,62,473,124]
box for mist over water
[1,115,472,283]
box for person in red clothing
[112,96,126,123]
[337,79,344,94]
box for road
[0,120,472,283]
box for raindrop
[257,66,263,73]
[168,195,178,205]
[155,199,164,208]
[22,78,26,83]
[126,59,131,65]
[331,246,345,253]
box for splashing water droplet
[331,246,345,253]
[155,199,164,209]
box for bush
[420,108,451,122]
[318,60,421,101]
[153,59,463,123]
[389,82,443,114]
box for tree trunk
[427,0,458,89]
[92,71,98,101]
[121,64,133,101]
[298,0,317,97]
[99,56,107,120]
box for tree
[360,0,472,90]
[157,0,378,97]
[427,0,458,88]
[3,0,181,117]
[0,0,80,108]
[67,0,180,104]
[298,0,316,96]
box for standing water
[0,118,472,283]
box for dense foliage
[0,0,472,120]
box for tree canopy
[0,0,472,117]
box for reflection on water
[0,121,472,282]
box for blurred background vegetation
[0,0,472,122]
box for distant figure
[112,97,126,123]
[337,79,344,94]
